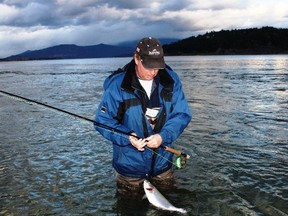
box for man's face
[134,55,159,80]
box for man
[95,37,192,196]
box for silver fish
[143,180,187,214]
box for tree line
[163,27,288,55]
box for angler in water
[94,37,192,196]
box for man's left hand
[145,134,162,149]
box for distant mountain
[3,28,288,61]
[2,38,179,61]
[3,44,134,61]
[163,27,288,55]
[117,38,180,48]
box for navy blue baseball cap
[135,37,165,69]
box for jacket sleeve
[94,77,132,146]
[159,73,192,144]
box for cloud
[0,0,288,58]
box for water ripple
[1,56,288,215]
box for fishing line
[0,90,188,168]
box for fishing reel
[175,155,187,169]
[162,146,189,169]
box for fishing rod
[0,90,190,168]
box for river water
[0,56,287,215]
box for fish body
[143,180,187,214]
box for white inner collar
[138,79,153,99]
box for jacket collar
[121,59,174,93]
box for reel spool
[175,155,187,169]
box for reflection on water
[0,56,287,215]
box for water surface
[0,56,287,215]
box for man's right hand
[129,133,147,151]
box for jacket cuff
[159,130,171,144]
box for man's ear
[134,54,140,66]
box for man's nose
[151,69,158,75]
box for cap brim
[142,57,165,69]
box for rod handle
[163,146,190,159]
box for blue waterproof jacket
[95,60,192,178]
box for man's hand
[145,134,162,149]
[129,133,146,151]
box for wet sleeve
[94,82,132,146]
[159,77,192,144]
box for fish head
[143,180,154,194]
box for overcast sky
[1,0,288,58]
